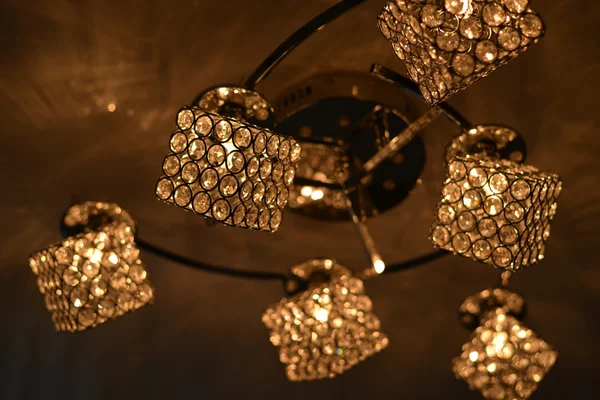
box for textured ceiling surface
[1,0,599,399]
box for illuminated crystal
[156,107,301,232]
[262,259,388,381]
[378,0,545,104]
[453,308,557,399]
[28,202,154,332]
[430,156,561,271]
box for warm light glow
[432,155,561,271]
[314,307,329,322]
[379,0,545,105]
[374,259,386,274]
[262,259,388,381]
[28,202,154,332]
[300,186,313,197]
[310,189,324,200]
[452,309,557,399]
[157,108,301,232]
[469,351,478,362]
[107,103,116,112]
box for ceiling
[1,0,599,398]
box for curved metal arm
[244,0,367,88]
[370,64,472,132]
[137,238,290,282]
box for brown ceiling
[0,0,599,399]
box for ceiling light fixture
[27,1,562,397]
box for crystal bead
[463,189,481,209]
[452,233,471,253]
[444,0,472,16]
[519,13,543,38]
[214,120,232,142]
[498,27,521,50]
[452,53,475,76]
[473,239,492,260]
[437,32,461,52]
[260,159,273,179]
[253,183,266,203]
[488,174,508,194]
[246,206,259,226]
[284,167,296,185]
[290,142,302,162]
[482,3,506,27]
[233,205,247,225]
[117,292,135,311]
[448,160,467,181]
[233,127,252,149]
[194,115,213,136]
[78,308,97,327]
[478,218,497,237]
[458,211,476,231]
[200,169,218,190]
[174,185,192,207]
[110,272,128,290]
[62,266,81,286]
[438,204,456,224]
[212,199,230,221]
[82,260,100,278]
[98,299,116,318]
[220,175,238,197]
[90,277,108,298]
[505,202,525,222]
[279,140,291,159]
[207,144,226,166]
[188,139,206,160]
[492,247,512,267]
[181,162,199,183]
[422,4,444,28]
[460,17,483,40]
[511,179,531,200]
[259,209,271,229]
[71,287,88,308]
[270,210,283,230]
[170,132,187,153]
[267,136,280,157]
[254,132,267,154]
[226,151,245,173]
[443,182,462,202]
[475,40,498,63]
[468,167,488,187]
[246,157,259,177]
[129,263,147,284]
[503,0,529,14]
[176,109,194,130]
[484,196,504,216]
[136,283,154,303]
[240,180,253,201]
[162,155,180,176]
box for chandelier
[27,1,562,398]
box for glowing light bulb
[311,189,324,200]
[300,186,313,197]
[374,259,385,274]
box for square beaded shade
[28,222,154,332]
[155,107,301,232]
[452,308,557,399]
[262,260,388,381]
[430,156,561,271]
[378,0,545,105]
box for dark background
[1,0,599,398]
